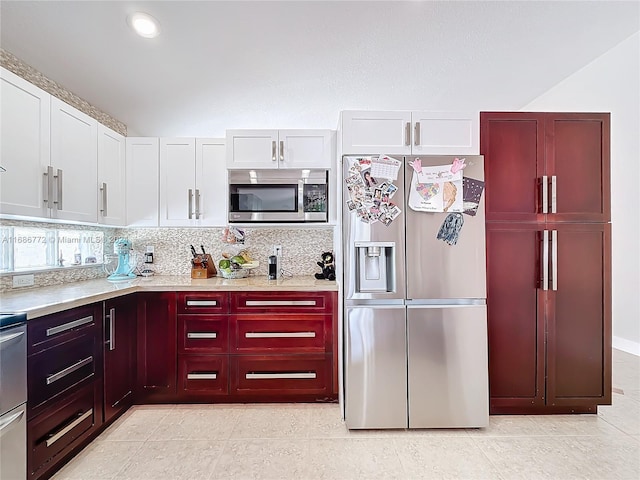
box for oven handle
[0,330,24,345]
[0,409,25,438]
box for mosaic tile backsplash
[115,227,335,278]
[0,222,336,292]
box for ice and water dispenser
[354,242,395,293]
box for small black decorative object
[315,251,336,281]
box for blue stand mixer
[105,238,137,282]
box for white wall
[523,32,640,355]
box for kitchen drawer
[178,355,229,396]
[231,291,334,314]
[230,315,331,353]
[230,354,331,396]
[177,292,229,314]
[28,305,100,355]
[28,335,97,414]
[28,383,96,480]
[178,315,228,353]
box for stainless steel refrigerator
[343,155,489,429]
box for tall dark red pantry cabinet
[480,112,611,414]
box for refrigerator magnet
[437,213,465,246]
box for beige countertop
[0,275,338,319]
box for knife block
[191,254,217,279]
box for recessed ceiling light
[128,12,160,38]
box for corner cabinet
[481,111,612,414]
[136,292,177,402]
[97,125,126,226]
[341,110,479,155]
[125,137,159,227]
[159,138,227,226]
[226,129,334,169]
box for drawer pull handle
[46,316,93,337]
[46,356,93,385]
[245,332,316,338]
[0,409,24,437]
[186,300,218,306]
[0,330,24,345]
[246,372,316,380]
[45,409,93,447]
[187,373,218,380]
[245,300,316,306]
[187,332,217,339]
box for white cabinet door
[50,97,98,223]
[126,137,159,227]
[97,125,126,226]
[0,67,51,218]
[195,138,226,226]
[159,138,196,226]
[341,111,412,155]
[226,130,279,169]
[411,111,479,155]
[279,130,334,169]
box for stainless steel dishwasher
[0,312,27,480]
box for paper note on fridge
[408,164,463,213]
[371,155,402,181]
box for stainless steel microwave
[228,169,328,223]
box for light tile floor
[54,349,639,480]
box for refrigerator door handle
[541,230,549,290]
[551,230,558,291]
[540,175,548,214]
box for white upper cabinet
[50,97,98,223]
[341,111,479,155]
[226,129,334,169]
[126,137,159,227]
[0,67,51,218]
[97,125,126,226]
[159,138,227,227]
[195,138,226,226]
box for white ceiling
[1,1,638,137]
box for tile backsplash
[0,223,336,292]
[116,226,335,277]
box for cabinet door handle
[272,141,277,162]
[45,409,93,447]
[186,300,218,306]
[187,332,217,339]
[0,330,24,345]
[404,122,411,146]
[106,307,116,351]
[245,332,316,338]
[187,372,217,380]
[46,356,93,385]
[44,166,54,208]
[54,168,63,210]
[46,315,93,337]
[99,182,108,216]
[188,188,193,219]
[195,189,201,219]
[245,372,316,380]
[551,230,558,291]
[541,230,549,291]
[0,409,24,438]
[279,140,284,162]
[540,175,548,214]
[414,122,421,146]
[550,175,557,214]
[245,300,316,306]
